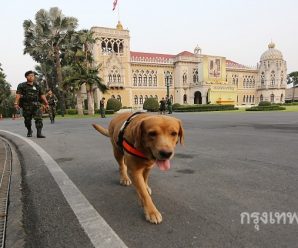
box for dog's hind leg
[113,148,132,186]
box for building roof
[226,59,250,69]
[130,51,175,60]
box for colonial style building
[91,22,287,108]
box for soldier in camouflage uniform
[14,71,49,138]
[46,90,58,123]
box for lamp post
[166,72,170,98]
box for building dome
[260,42,283,61]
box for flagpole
[117,0,120,22]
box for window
[138,75,142,86]
[139,95,144,104]
[270,71,275,86]
[261,72,265,85]
[149,75,152,86]
[143,75,147,86]
[117,74,121,83]
[134,95,138,104]
[183,73,187,84]
[116,95,121,102]
[270,94,274,103]
[183,94,187,104]
[153,75,157,86]
[260,95,263,102]
[133,74,137,86]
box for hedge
[246,105,286,111]
[174,104,238,112]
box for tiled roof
[130,51,175,60]
[176,51,194,57]
[226,59,248,69]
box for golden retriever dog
[92,112,184,224]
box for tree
[0,63,12,117]
[23,7,78,115]
[287,71,298,102]
[63,63,108,115]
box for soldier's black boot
[27,128,33,137]
[37,128,46,138]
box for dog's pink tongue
[156,160,171,171]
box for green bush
[143,97,159,112]
[173,104,237,112]
[106,98,122,112]
[246,105,286,111]
[66,109,78,115]
[172,103,181,110]
[258,101,271,106]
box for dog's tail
[92,124,110,137]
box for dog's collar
[117,112,147,159]
[122,139,147,159]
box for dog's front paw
[145,209,162,224]
[120,176,132,186]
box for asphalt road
[1,111,298,248]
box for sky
[1,0,298,90]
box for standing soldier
[14,71,49,138]
[99,97,106,118]
[46,90,58,123]
[166,97,173,114]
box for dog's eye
[171,131,178,136]
[148,131,157,137]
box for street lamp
[166,72,170,98]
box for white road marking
[0,130,128,248]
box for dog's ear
[132,119,144,148]
[178,120,184,145]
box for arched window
[145,95,148,101]
[149,75,152,86]
[108,74,112,83]
[138,75,142,86]
[243,79,246,88]
[249,95,252,103]
[243,95,246,102]
[153,75,157,86]
[134,95,138,104]
[246,95,249,103]
[270,71,275,86]
[117,74,121,83]
[280,94,283,102]
[270,94,275,103]
[113,74,116,82]
[183,94,187,104]
[193,69,199,83]
[183,73,187,84]
[260,94,264,102]
[139,95,144,104]
[133,74,137,86]
[252,95,255,103]
[116,95,121,102]
[261,72,265,85]
[111,95,115,99]
[143,75,147,86]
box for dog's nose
[159,150,172,159]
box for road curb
[0,136,25,248]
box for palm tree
[23,7,78,115]
[63,63,108,115]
